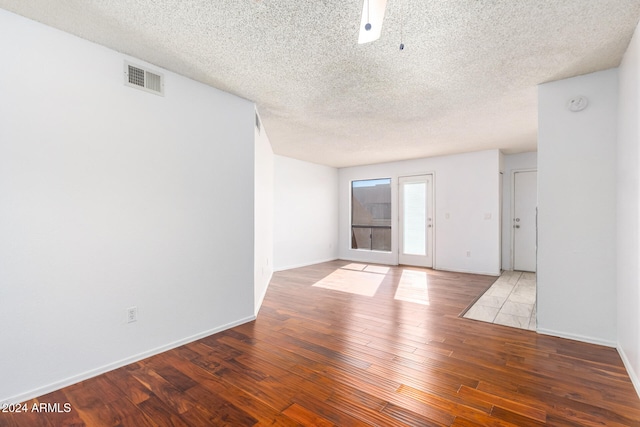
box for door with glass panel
[399,175,434,267]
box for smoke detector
[567,95,588,112]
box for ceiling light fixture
[358,0,388,44]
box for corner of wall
[273,156,339,271]
[537,69,618,344]
[618,344,640,399]
[254,107,275,315]
[616,17,640,399]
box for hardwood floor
[3,260,640,426]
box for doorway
[398,174,434,267]
[512,170,537,272]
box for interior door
[399,175,433,267]
[513,170,537,272]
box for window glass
[351,178,391,251]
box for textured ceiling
[2,1,639,167]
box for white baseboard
[617,344,640,400]
[1,315,256,406]
[273,257,338,272]
[433,265,501,277]
[536,327,617,348]
[275,258,501,278]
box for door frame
[510,168,537,271]
[398,173,435,268]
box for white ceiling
[2,1,639,167]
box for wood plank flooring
[2,260,640,426]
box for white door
[513,170,537,272]
[399,175,433,267]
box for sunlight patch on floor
[363,265,390,274]
[341,263,367,271]
[313,266,385,297]
[394,269,430,305]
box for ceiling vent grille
[124,61,164,96]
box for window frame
[350,177,392,252]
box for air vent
[124,61,164,96]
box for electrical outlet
[126,306,138,323]
[466,251,471,257]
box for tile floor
[463,270,536,330]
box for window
[351,178,391,251]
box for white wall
[254,112,274,314]
[501,152,538,270]
[617,20,640,396]
[274,156,339,270]
[0,10,256,404]
[338,150,502,276]
[537,69,618,346]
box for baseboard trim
[618,344,640,400]
[536,327,616,348]
[433,265,501,277]
[275,259,501,277]
[274,258,338,272]
[1,315,256,405]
